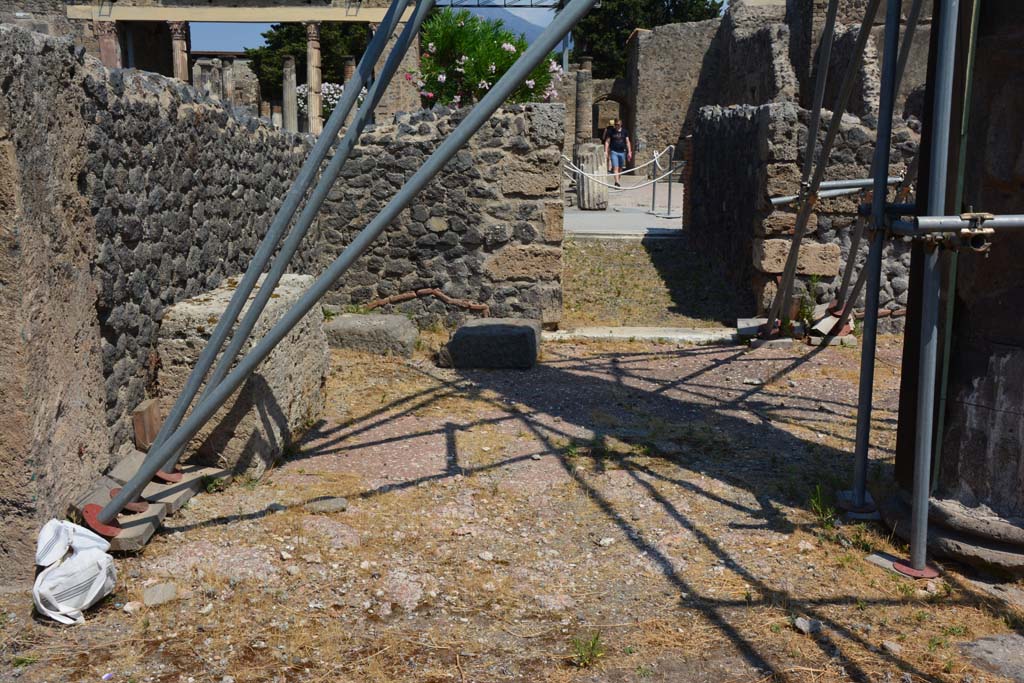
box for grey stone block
[443,318,541,369]
[325,314,418,357]
[157,274,328,477]
[961,634,1024,682]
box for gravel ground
[1,339,1020,683]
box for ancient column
[306,22,323,135]
[260,100,272,119]
[342,55,356,83]
[272,105,283,129]
[282,56,298,132]
[168,21,190,82]
[575,143,608,210]
[222,59,235,105]
[208,58,223,100]
[573,57,594,145]
[94,21,122,69]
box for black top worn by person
[607,126,630,153]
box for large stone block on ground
[325,313,418,357]
[157,274,328,476]
[443,319,541,369]
[752,238,840,276]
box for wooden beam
[67,5,413,23]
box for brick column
[94,21,121,69]
[168,21,190,82]
[305,22,323,135]
[342,55,356,83]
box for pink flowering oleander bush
[409,8,562,108]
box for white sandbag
[33,547,117,625]
[35,520,109,567]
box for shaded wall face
[936,3,1024,518]
[690,102,917,324]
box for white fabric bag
[35,519,110,566]
[32,520,116,625]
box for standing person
[604,118,632,188]
[600,118,616,171]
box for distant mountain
[468,8,549,44]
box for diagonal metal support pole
[764,0,881,333]
[155,0,437,476]
[773,0,839,326]
[86,0,600,535]
[141,0,412,484]
[834,0,924,311]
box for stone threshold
[543,326,738,345]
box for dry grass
[562,238,744,329]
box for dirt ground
[3,337,1022,683]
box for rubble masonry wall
[691,102,917,328]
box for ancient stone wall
[690,101,917,327]
[0,25,562,577]
[625,20,719,171]
[313,104,564,327]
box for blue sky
[189,8,555,51]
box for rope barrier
[559,144,674,178]
[562,158,684,191]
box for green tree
[244,23,371,101]
[412,9,562,108]
[570,0,723,78]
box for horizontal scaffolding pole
[770,177,902,206]
[890,214,1024,234]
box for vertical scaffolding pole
[895,0,959,578]
[847,0,903,513]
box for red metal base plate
[155,469,183,483]
[82,504,122,538]
[109,488,149,513]
[892,560,940,579]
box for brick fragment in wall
[757,210,818,236]
[484,245,562,282]
[753,238,841,276]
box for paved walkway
[565,176,685,239]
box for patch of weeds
[343,304,372,315]
[943,658,956,673]
[770,622,782,634]
[203,476,227,494]
[570,631,605,668]
[927,636,947,652]
[943,624,967,637]
[322,306,337,321]
[636,665,654,678]
[11,655,38,668]
[914,610,931,623]
[894,579,916,599]
[809,484,836,529]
